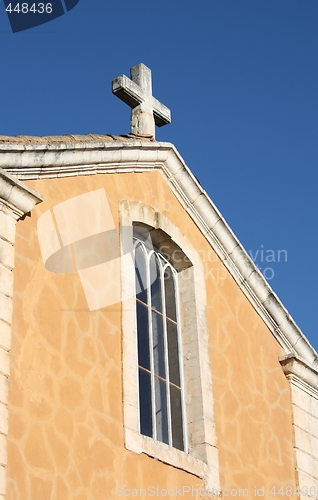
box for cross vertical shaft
[131,64,152,94]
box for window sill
[125,427,207,479]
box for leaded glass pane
[137,301,150,370]
[167,319,181,387]
[135,244,147,304]
[152,310,165,378]
[150,253,162,312]
[164,267,177,322]
[155,376,169,445]
[139,368,152,438]
[170,384,184,450]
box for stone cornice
[280,353,318,399]
[0,138,317,371]
[0,168,43,218]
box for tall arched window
[121,203,219,486]
[134,237,186,452]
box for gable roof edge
[162,145,318,369]
[1,137,317,369]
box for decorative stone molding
[0,169,42,217]
[0,168,42,498]
[280,354,318,498]
[1,137,316,371]
[280,354,318,397]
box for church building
[0,64,317,499]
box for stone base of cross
[112,63,171,138]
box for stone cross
[112,63,171,138]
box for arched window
[120,202,219,487]
[134,237,186,452]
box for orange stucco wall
[7,171,297,499]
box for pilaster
[0,169,42,498]
[280,354,318,499]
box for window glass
[170,385,184,451]
[166,319,180,387]
[137,301,150,370]
[135,244,147,304]
[152,310,165,378]
[135,238,185,451]
[164,267,177,321]
[150,253,162,312]
[139,368,152,437]
[155,377,169,444]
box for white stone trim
[2,139,317,370]
[280,354,318,399]
[119,200,220,491]
[0,169,42,216]
[0,169,42,499]
[280,354,318,494]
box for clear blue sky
[1,1,317,352]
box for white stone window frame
[120,200,220,490]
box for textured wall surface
[207,272,297,495]
[7,171,297,499]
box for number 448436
[6,3,53,13]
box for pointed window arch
[134,237,186,452]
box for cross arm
[112,75,144,109]
[152,97,171,127]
